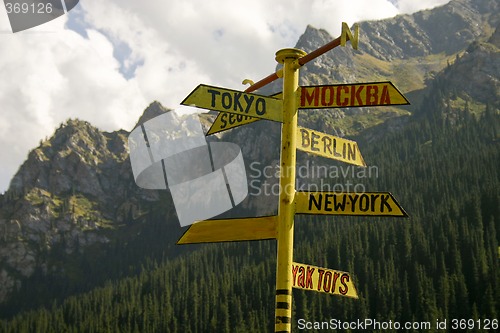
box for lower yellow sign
[295,191,408,217]
[177,216,277,244]
[207,113,260,135]
[297,126,366,167]
[292,262,358,298]
[206,92,282,135]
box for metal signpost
[178,22,409,333]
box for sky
[0,0,450,193]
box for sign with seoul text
[207,113,260,135]
[297,126,366,167]
[298,81,409,109]
[206,91,282,135]
[295,191,408,217]
[182,84,283,122]
[292,262,358,298]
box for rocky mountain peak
[133,100,174,129]
[488,25,500,47]
[296,25,335,53]
[7,118,129,198]
[433,26,500,112]
[0,103,165,304]
[358,0,496,61]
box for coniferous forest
[0,78,498,332]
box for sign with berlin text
[295,191,408,217]
[292,262,358,298]
[182,84,283,122]
[297,126,366,167]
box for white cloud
[0,0,451,192]
[0,12,146,191]
[396,0,450,13]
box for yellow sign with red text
[205,82,408,135]
[292,262,358,298]
[298,81,409,109]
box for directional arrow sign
[177,216,277,244]
[295,191,408,217]
[206,92,282,135]
[297,126,366,167]
[292,262,358,298]
[206,81,409,135]
[207,114,261,135]
[299,81,409,109]
[182,84,283,122]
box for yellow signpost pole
[177,23,409,331]
[274,48,306,333]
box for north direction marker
[295,191,408,217]
[297,126,366,167]
[205,22,360,136]
[299,81,409,109]
[182,84,283,122]
[292,262,358,298]
[177,216,277,244]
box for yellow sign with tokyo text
[182,84,283,122]
[297,126,366,167]
[295,191,408,217]
[292,262,358,298]
[206,92,282,135]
